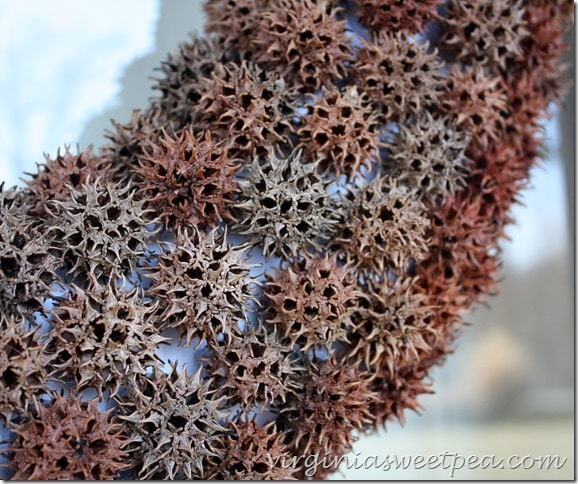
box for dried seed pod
[279,356,378,479]
[333,178,430,274]
[438,65,508,149]
[152,35,230,130]
[196,60,296,162]
[0,184,58,319]
[145,226,256,347]
[136,128,241,230]
[351,32,445,123]
[101,107,167,183]
[119,363,230,480]
[385,112,472,204]
[346,276,436,372]
[232,149,342,260]
[203,326,305,410]
[206,417,298,480]
[351,0,443,34]
[24,145,114,216]
[0,314,52,425]
[250,0,352,93]
[263,254,358,352]
[438,0,528,72]
[296,86,380,180]
[204,0,268,54]
[2,393,130,480]
[45,178,158,284]
[45,282,167,398]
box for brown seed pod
[205,417,299,480]
[438,65,508,149]
[118,363,230,480]
[232,149,343,261]
[0,314,52,425]
[351,32,445,124]
[250,0,352,93]
[152,35,230,130]
[44,282,167,399]
[263,254,358,352]
[332,177,430,275]
[2,393,130,480]
[437,0,528,72]
[351,0,443,34]
[346,276,436,372]
[278,356,378,479]
[23,145,114,217]
[45,178,158,284]
[296,86,380,181]
[136,128,241,230]
[145,226,256,347]
[0,184,59,319]
[196,60,296,162]
[202,326,305,410]
[385,112,472,204]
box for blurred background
[0,1,573,479]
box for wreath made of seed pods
[0,0,573,480]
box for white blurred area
[0,1,573,480]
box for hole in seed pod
[283,299,297,311]
[323,286,336,298]
[296,221,310,232]
[280,200,292,213]
[107,207,121,221]
[444,267,454,279]
[471,114,483,126]
[261,197,277,209]
[331,125,346,136]
[69,173,81,186]
[56,457,69,469]
[201,285,212,298]
[240,94,255,109]
[305,306,318,317]
[299,29,313,42]
[314,132,330,146]
[1,366,18,386]
[168,415,188,429]
[85,215,103,230]
[1,257,18,277]
[93,321,106,340]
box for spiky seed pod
[145,226,256,347]
[2,393,130,480]
[136,128,241,230]
[196,60,296,162]
[415,191,503,314]
[250,0,352,93]
[0,184,59,319]
[45,178,157,284]
[366,365,434,429]
[152,35,231,132]
[438,65,508,149]
[512,4,572,105]
[437,0,528,72]
[279,356,378,479]
[202,326,305,410]
[333,178,430,275]
[232,149,343,261]
[351,32,445,124]
[0,315,52,425]
[24,146,114,217]
[119,363,230,480]
[385,112,472,204]
[101,107,166,183]
[44,282,167,399]
[346,276,436,372]
[296,86,380,180]
[351,0,443,34]
[263,254,358,352]
[205,417,298,480]
[204,0,269,55]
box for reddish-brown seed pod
[351,32,445,124]
[136,128,241,230]
[296,86,380,180]
[351,0,442,34]
[263,254,358,352]
[2,393,130,480]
